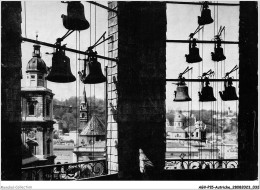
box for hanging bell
[211,39,226,62]
[211,47,226,62]
[198,77,216,102]
[174,82,192,102]
[198,1,214,26]
[78,51,106,84]
[61,1,90,31]
[219,78,238,101]
[185,39,202,63]
[46,48,76,83]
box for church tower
[21,38,56,166]
[79,86,89,134]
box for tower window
[28,103,35,115]
[47,139,51,155]
[46,100,51,116]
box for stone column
[1,2,22,180]
[238,2,258,180]
[116,1,166,179]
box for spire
[82,86,88,107]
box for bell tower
[79,86,89,134]
[21,37,56,166]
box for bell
[174,84,192,102]
[219,78,238,101]
[198,2,214,25]
[46,49,76,83]
[61,2,90,31]
[211,39,226,62]
[211,47,226,62]
[185,39,202,63]
[78,52,106,84]
[199,78,216,102]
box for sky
[21,1,239,112]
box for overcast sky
[21,1,239,112]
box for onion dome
[174,111,185,122]
[26,44,47,73]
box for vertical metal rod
[104,66,108,173]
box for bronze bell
[185,39,202,63]
[78,51,106,84]
[199,77,216,102]
[219,78,238,101]
[198,1,214,26]
[211,39,226,62]
[174,83,192,102]
[46,48,76,83]
[61,1,90,31]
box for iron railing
[165,159,238,170]
[21,159,106,180]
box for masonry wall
[116,2,167,179]
[106,1,119,174]
[1,2,22,180]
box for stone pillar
[1,1,22,180]
[238,2,258,180]
[116,2,166,179]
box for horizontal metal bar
[86,1,118,13]
[166,138,204,141]
[166,1,240,6]
[166,40,239,44]
[21,37,118,62]
[165,158,238,161]
[166,79,239,82]
[22,158,106,170]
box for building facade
[21,42,56,166]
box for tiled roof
[167,126,186,133]
[80,115,105,136]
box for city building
[53,140,75,164]
[21,42,56,166]
[166,111,206,141]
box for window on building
[38,75,44,86]
[165,2,239,170]
[30,75,36,86]
[47,139,51,155]
[28,144,36,155]
[46,100,51,116]
[28,102,35,115]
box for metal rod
[166,1,240,6]
[166,40,239,44]
[166,79,239,82]
[21,37,118,62]
[90,36,112,50]
[86,1,118,13]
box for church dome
[26,44,47,74]
[174,111,185,122]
